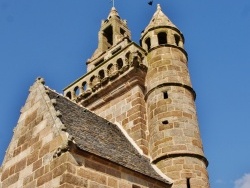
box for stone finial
[157,4,161,11]
[107,6,119,19]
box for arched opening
[107,64,114,76]
[117,58,123,70]
[90,76,96,87]
[82,81,87,91]
[174,34,180,46]
[103,25,113,48]
[158,32,167,45]
[145,37,151,51]
[66,92,72,99]
[74,86,80,96]
[99,70,105,80]
[125,52,130,60]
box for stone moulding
[78,66,147,110]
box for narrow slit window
[187,178,191,188]
[162,120,169,125]
[163,91,168,99]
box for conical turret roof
[144,4,177,32]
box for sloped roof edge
[44,85,172,185]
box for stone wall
[93,85,149,155]
[0,80,171,188]
[157,157,209,188]
[0,80,69,188]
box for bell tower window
[158,32,167,45]
[120,28,125,36]
[174,34,180,46]
[103,25,113,47]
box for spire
[144,4,177,32]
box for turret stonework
[141,4,209,187]
[64,4,210,188]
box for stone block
[36,172,52,186]
[15,158,26,173]
[108,177,118,188]
[60,173,87,187]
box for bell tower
[141,4,209,187]
[64,4,210,187]
[64,7,149,155]
[87,7,131,72]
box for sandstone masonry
[1,4,210,188]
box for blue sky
[0,0,250,187]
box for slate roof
[47,89,171,184]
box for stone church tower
[0,4,209,188]
[64,4,209,188]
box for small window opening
[99,70,105,80]
[158,32,167,45]
[163,91,168,99]
[74,86,80,96]
[82,82,87,91]
[145,37,151,51]
[117,58,123,70]
[90,76,96,87]
[187,178,191,188]
[107,64,114,76]
[120,28,125,36]
[103,25,113,46]
[174,34,180,46]
[90,76,96,83]
[66,92,72,99]
[95,58,104,67]
[125,52,131,60]
[162,120,169,125]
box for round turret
[142,4,210,187]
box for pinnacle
[107,6,119,19]
[157,4,161,11]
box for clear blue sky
[1,0,250,187]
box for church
[0,4,210,188]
